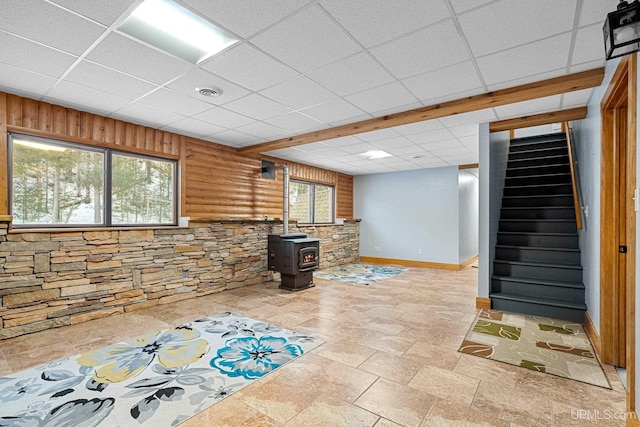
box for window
[9,133,177,227]
[289,180,334,224]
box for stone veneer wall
[0,219,360,339]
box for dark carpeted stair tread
[494,259,582,270]
[492,275,584,289]
[489,292,587,310]
[495,244,579,252]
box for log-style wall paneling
[0,92,355,220]
[337,173,354,219]
[183,140,354,220]
[239,68,605,155]
[4,94,182,158]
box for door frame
[600,54,637,417]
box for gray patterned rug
[314,263,407,285]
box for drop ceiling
[0,0,610,175]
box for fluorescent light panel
[359,150,393,159]
[118,0,238,64]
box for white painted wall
[458,169,479,264]
[354,166,461,265]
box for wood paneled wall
[337,173,354,219]
[0,92,354,220]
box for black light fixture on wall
[604,0,640,60]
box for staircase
[490,132,586,323]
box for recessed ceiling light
[196,86,223,97]
[359,150,393,159]
[118,0,238,64]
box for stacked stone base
[0,219,360,340]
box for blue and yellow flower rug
[314,263,407,285]
[0,312,321,426]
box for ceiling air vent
[196,86,222,97]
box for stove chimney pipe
[262,164,290,234]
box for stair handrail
[563,122,583,230]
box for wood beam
[458,163,479,170]
[239,68,605,155]
[489,106,588,132]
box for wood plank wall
[0,92,354,219]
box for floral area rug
[0,312,321,426]
[459,309,610,389]
[314,263,407,285]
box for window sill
[9,225,185,233]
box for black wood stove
[268,233,320,291]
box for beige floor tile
[286,396,379,427]
[552,401,625,426]
[360,334,416,356]
[408,365,480,407]
[471,381,553,427]
[421,399,510,426]
[403,341,461,370]
[355,378,437,427]
[0,265,627,426]
[453,353,519,387]
[358,351,424,385]
[315,341,378,367]
[180,396,283,427]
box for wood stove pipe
[263,164,290,234]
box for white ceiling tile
[51,0,134,25]
[438,153,479,163]
[200,43,299,91]
[300,99,366,124]
[477,33,572,86]
[569,60,606,74]
[251,5,361,73]
[165,117,227,137]
[209,129,263,146]
[235,121,294,139]
[264,112,325,133]
[184,0,310,38]
[369,136,415,150]
[63,61,157,100]
[419,139,463,151]
[340,142,378,154]
[115,103,186,127]
[571,24,606,66]
[406,128,455,144]
[223,94,292,121]
[329,114,373,127]
[385,145,426,156]
[166,69,250,105]
[411,157,448,168]
[2,0,105,55]
[402,61,484,102]
[485,69,567,92]
[346,82,418,114]
[45,81,132,116]
[0,65,58,99]
[430,146,473,156]
[495,95,562,119]
[0,31,77,79]
[260,76,336,109]
[294,142,331,153]
[446,124,479,138]
[320,0,450,48]
[138,88,213,116]
[371,20,470,79]
[306,52,395,96]
[193,107,256,129]
[561,88,594,108]
[578,1,611,27]
[449,0,496,14]
[394,120,445,136]
[321,136,366,147]
[458,0,577,56]
[87,33,192,84]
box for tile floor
[0,266,628,426]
